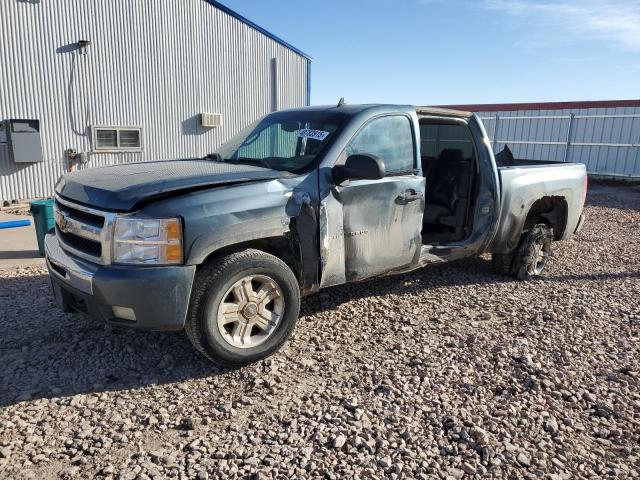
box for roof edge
[437,99,640,113]
[416,106,473,118]
[204,0,312,61]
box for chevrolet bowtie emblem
[56,211,68,232]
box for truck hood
[55,159,292,211]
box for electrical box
[6,119,44,163]
[200,113,222,128]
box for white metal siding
[0,0,309,201]
[478,106,640,178]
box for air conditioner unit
[200,113,222,128]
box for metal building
[0,0,311,202]
[444,100,640,179]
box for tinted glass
[420,123,474,159]
[346,115,415,174]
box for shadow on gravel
[301,257,508,316]
[0,273,236,407]
[300,256,640,317]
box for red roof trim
[436,99,640,113]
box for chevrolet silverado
[46,104,587,364]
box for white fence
[478,108,640,178]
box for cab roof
[281,104,474,118]
[415,106,474,118]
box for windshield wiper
[203,154,268,169]
[226,158,266,167]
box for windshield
[208,110,346,173]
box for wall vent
[200,113,222,128]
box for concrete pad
[0,212,45,269]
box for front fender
[186,215,290,264]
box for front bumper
[45,232,196,331]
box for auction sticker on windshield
[298,129,330,141]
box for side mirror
[333,154,385,184]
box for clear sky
[221,0,640,106]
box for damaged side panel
[319,175,425,286]
[339,177,424,282]
[319,190,347,287]
[139,172,321,291]
[316,105,427,287]
[288,189,322,293]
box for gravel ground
[1,184,638,479]
[0,206,30,216]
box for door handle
[398,191,423,202]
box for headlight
[113,217,183,265]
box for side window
[420,123,474,159]
[346,115,415,174]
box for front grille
[55,200,105,228]
[54,196,115,264]
[57,228,102,257]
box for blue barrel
[29,198,55,257]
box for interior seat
[423,149,472,234]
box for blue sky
[221,0,640,106]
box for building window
[92,126,142,152]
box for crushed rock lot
[1,184,639,480]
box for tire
[491,224,553,280]
[185,249,300,365]
[491,252,514,275]
[512,224,553,280]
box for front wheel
[186,249,300,365]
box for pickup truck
[46,104,587,364]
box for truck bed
[494,145,570,168]
[490,161,587,253]
[498,158,567,167]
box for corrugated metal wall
[478,106,640,178]
[0,0,309,201]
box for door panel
[338,175,425,282]
[318,111,425,287]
